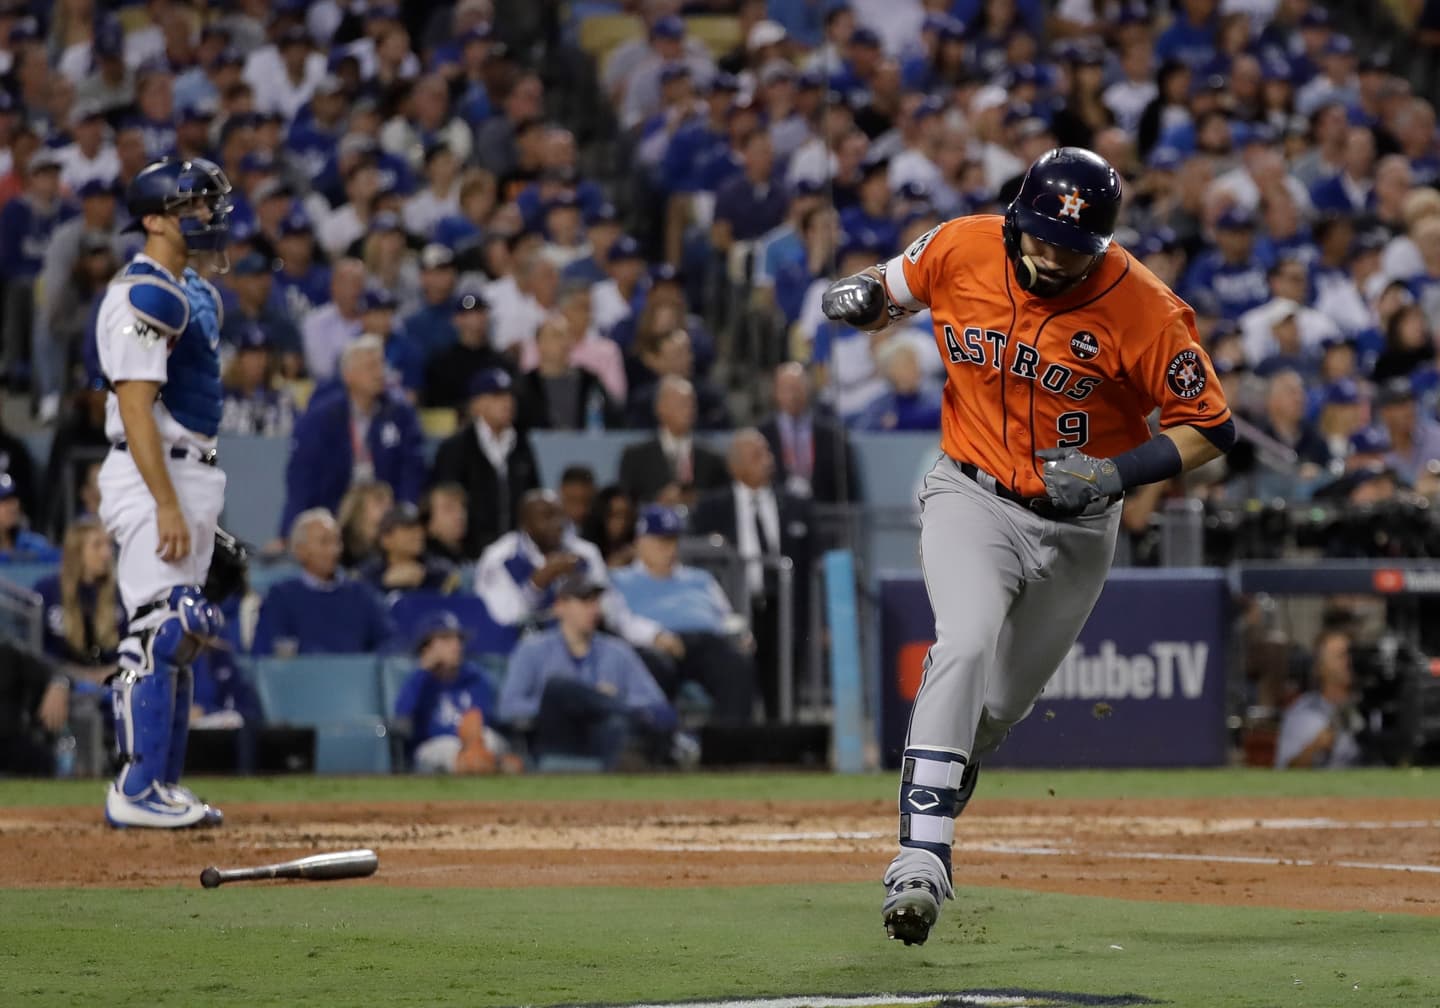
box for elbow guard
[1197,418,1237,454]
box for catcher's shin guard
[164,664,193,788]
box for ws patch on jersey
[122,319,162,348]
[905,225,941,264]
[1069,330,1099,361]
[1166,349,1207,399]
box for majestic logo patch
[1058,189,1088,220]
[1165,349,1206,400]
[1069,330,1099,361]
[905,225,941,264]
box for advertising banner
[878,571,1230,768]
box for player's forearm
[1164,424,1227,473]
[116,383,181,509]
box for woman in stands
[582,485,637,569]
[34,516,125,683]
[337,479,395,571]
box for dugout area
[1,770,1439,1007]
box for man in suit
[279,336,426,541]
[690,428,812,722]
[617,375,728,506]
[514,313,616,431]
[430,367,541,559]
[760,362,861,506]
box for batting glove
[821,273,886,328]
[1036,447,1123,515]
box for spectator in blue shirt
[252,507,395,656]
[1154,0,1220,67]
[612,505,756,724]
[271,210,333,329]
[220,251,304,367]
[33,515,124,674]
[498,571,683,770]
[279,336,425,541]
[712,129,789,252]
[286,76,349,183]
[358,502,461,600]
[853,337,943,432]
[1181,207,1272,320]
[402,244,460,365]
[393,610,521,774]
[0,473,59,564]
[838,156,899,257]
[0,148,72,384]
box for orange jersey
[884,215,1231,498]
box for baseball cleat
[163,784,223,827]
[104,782,207,829]
[883,878,942,946]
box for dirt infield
[2,796,1438,914]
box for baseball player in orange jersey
[822,147,1237,946]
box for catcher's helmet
[1003,147,1120,292]
[124,157,234,251]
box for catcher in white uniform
[97,157,245,829]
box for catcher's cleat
[104,782,207,829]
[163,783,223,827]
[882,878,942,946]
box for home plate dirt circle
[2,796,1437,914]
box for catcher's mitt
[203,526,250,604]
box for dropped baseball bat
[199,849,378,889]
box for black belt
[957,461,1120,520]
[113,441,217,466]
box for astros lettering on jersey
[883,215,1232,498]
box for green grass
[1,884,1436,1007]
[3,767,1438,808]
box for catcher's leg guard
[112,633,178,801]
[164,664,193,788]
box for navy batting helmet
[124,157,234,251]
[1003,147,1121,292]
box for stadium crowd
[2,0,1440,773]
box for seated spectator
[625,327,730,430]
[0,640,69,775]
[221,251,304,374]
[34,516,125,680]
[337,480,394,572]
[582,485,638,569]
[1371,304,1434,386]
[40,387,108,540]
[1376,376,1440,485]
[251,508,395,656]
[1239,257,1341,368]
[394,611,520,775]
[518,278,627,402]
[477,487,681,655]
[1274,629,1362,768]
[278,336,425,545]
[852,337,943,432]
[0,411,38,530]
[301,258,367,382]
[1180,207,1271,321]
[359,503,461,598]
[498,572,685,771]
[558,465,597,535]
[219,324,297,437]
[760,362,861,504]
[617,376,729,506]
[422,482,469,565]
[691,429,814,722]
[403,244,461,365]
[0,473,59,563]
[431,368,541,558]
[613,505,757,724]
[515,314,616,431]
[421,292,512,412]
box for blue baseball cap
[362,286,398,311]
[453,291,489,313]
[278,209,311,237]
[236,322,270,352]
[849,26,881,48]
[232,251,272,276]
[586,202,620,225]
[1350,426,1391,454]
[0,472,14,500]
[413,609,467,653]
[238,152,275,175]
[650,15,685,39]
[1216,206,1256,231]
[76,178,118,200]
[636,504,684,537]
[468,367,513,397]
[659,61,691,85]
[607,234,643,262]
[1325,378,1362,406]
[1146,145,1184,171]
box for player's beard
[1023,260,1095,298]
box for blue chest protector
[120,259,224,438]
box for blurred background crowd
[3,0,1440,776]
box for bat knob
[200,867,222,889]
